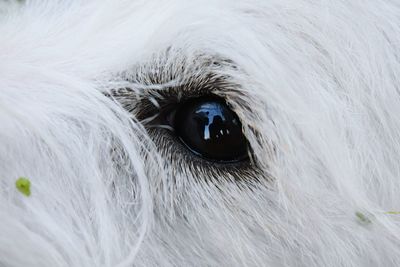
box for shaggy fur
[2,0,400,266]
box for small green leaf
[355,211,372,224]
[15,177,31,197]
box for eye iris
[174,97,248,162]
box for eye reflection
[174,97,249,162]
[194,104,237,140]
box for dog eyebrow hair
[107,53,242,120]
[108,71,238,123]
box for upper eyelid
[110,73,239,120]
[117,53,239,95]
[107,53,247,124]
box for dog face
[1,1,400,266]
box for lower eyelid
[149,127,253,170]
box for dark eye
[172,97,249,162]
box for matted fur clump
[1,0,400,266]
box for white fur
[2,0,400,266]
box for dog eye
[171,97,249,162]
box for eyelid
[143,93,229,125]
[142,102,177,131]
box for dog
[1,0,400,266]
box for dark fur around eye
[107,55,263,182]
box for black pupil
[174,97,248,162]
